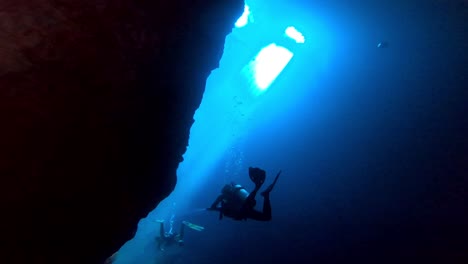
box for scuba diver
[155,219,204,251]
[208,167,281,221]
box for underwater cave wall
[0,0,244,263]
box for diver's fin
[182,221,205,231]
[249,167,266,186]
[261,170,281,196]
[191,225,205,231]
[272,170,281,186]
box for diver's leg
[244,167,268,207]
[241,185,261,212]
[247,172,279,221]
[244,171,267,206]
[175,223,185,246]
[156,240,162,251]
[245,194,272,221]
[159,222,165,238]
[247,184,261,202]
[261,193,272,220]
[155,235,164,251]
[179,223,185,240]
[240,174,265,214]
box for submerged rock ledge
[0,0,243,263]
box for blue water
[113,1,467,263]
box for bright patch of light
[285,26,305,43]
[235,5,251,28]
[252,43,294,91]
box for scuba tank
[220,183,253,218]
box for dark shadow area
[0,1,243,263]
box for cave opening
[111,1,313,263]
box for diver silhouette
[155,219,204,251]
[208,167,280,221]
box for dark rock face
[0,0,243,263]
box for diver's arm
[209,195,224,210]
